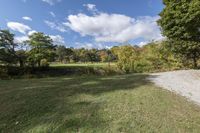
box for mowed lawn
[50,62,116,67]
[0,74,200,133]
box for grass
[0,63,120,79]
[0,74,200,132]
[50,62,116,67]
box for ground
[50,62,116,67]
[1,74,200,133]
[150,70,200,105]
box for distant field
[1,74,200,132]
[50,62,116,67]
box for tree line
[0,30,117,67]
[0,31,55,67]
[1,28,198,75]
[1,0,200,75]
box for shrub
[134,60,153,72]
[40,59,49,67]
[0,67,9,79]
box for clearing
[1,74,200,132]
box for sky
[0,0,164,49]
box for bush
[0,67,9,79]
[0,65,123,79]
[114,45,137,73]
[41,59,49,67]
[134,60,153,72]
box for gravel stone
[149,70,200,105]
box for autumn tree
[115,45,138,73]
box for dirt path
[149,70,200,105]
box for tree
[16,50,27,67]
[65,48,74,63]
[0,30,17,65]
[56,45,67,63]
[139,41,179,71]
[158,0,200,41]
[87,49,100,62]
[56,46,74,63]
[77,48,88,62]
[110,46,119,61]
[158,0,200,68]
[98,49,116,66]
[27,32,55,67]
[115,45,137,73]
[167,40,200,68]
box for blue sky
[0,0,164,49]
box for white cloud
[137,41,149,47]
[7,22,31,34]
[15,34,65,46]
[14,30,37,44]
[83,4,97,12]
[64,13,163,43]
[50,35,65,45]
[22,16,32,21]
[15,32,64,45]
[76,42,93,49]
[44,20,67,32]
[28,30,37,36]
[14,36,29,44]
[50,11,56,17]
[75,42,110,49]
[42,0,61,5]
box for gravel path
[149,70,200,105]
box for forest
[0,29,199,78]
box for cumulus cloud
[14,36,29,44]
[75,42,93,49]
[15,33,65,46]
[14,30,37,44]
[7,22,31,34]
[28,30,37,36]
[137,41,149,47]
[64,13,163,43]
[42,0,61,5]
[83,4,97,12]
[22,16,32,21]
[75,42,111,49]
[50,35,65,45]
[44,20,67,32]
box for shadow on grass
[0,74,151,132]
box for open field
[1,74,200,133]
[1,0,200,132]
[50,62,116,67]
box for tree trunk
[108,61,110,67]
[38,61,41,67]
[19,60,24,68]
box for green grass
[0,74,200,132]
[50,62,116,67]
